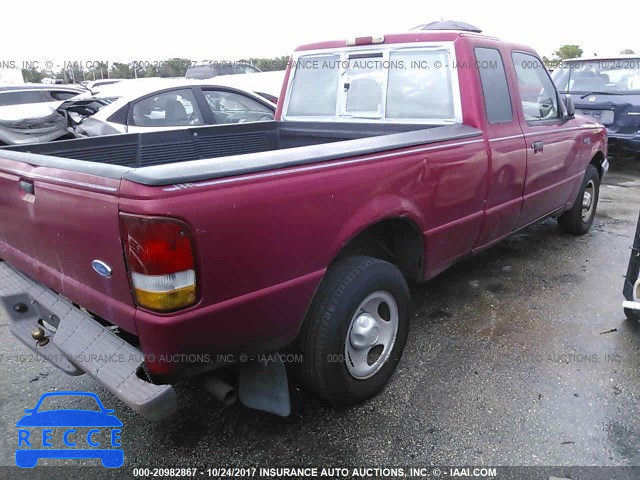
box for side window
[287,54,340,116]
[512,52,559,121]
[49,90,80,101]
[0,90,46,106]
[475,47,512,123]
[234,64,260,74]
[202,90,274,124]
[131,89,203,127]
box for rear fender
[329,194,425,267]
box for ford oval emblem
[91,260,112,278]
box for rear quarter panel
[119,139,488,358]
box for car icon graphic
[15,391,124,468]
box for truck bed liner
[0,121,481,186]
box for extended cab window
[131,89,203,127]
[285,46,460,122]
[475,47,512,123]
[512,52,559,121]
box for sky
[2,0,638,65]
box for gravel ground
[1,158,639,479]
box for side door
[510,51,581,229]
[197,87,275,124]
[472,45,528,249]
[126,88,205,133]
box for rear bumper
[601,157,610,178]
[0,260,177,421]
[607,134,640,155]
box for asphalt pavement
[1,158,639,478]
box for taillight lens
[120,214,198,312]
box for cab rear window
[285,45,461,123]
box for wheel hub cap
[344,291,399,379]
[350,314,380,349]
[581,180,595,221]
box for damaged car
[553,55,640,157]
[0,84,83,145]
[57,78,276,138]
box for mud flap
[238,354,291,417]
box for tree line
[542,46,636,67]
[20,47,638,84]
[21,56,290,84]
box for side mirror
[563,95,575,118]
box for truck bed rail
[0,121,481,186]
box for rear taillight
[120,214,198,312]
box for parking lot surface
[1,158,639,475]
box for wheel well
[590,151,605,179]
[335,219,424,281]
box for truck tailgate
[0,155,137,333]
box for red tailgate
[0,156,137,333]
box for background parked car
[0,84,83,145]
[211,70,286,104]
[57,78,277,138]
[80,79,123,92]
[552,55,640,157]
[185,61,261,79]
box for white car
[0,84,84,144]
[58,77,279,138]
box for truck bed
[0,121,481,186]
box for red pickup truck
[0,29,607,420]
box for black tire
[558,165,600,235]
[297,255,410,404]
[624,308,640,322]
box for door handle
[19,180,34,195]
[531,141,544,154]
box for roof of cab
[294,30,505,52]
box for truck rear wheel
[298,255,410,404]
[558,165,600,235]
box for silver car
[0,84,84,145]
